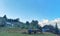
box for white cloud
[38,18,60,28]
[38,19,49,27]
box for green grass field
[0,32,56,36]
[0,28,56,36]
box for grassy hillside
[0,32,56,36]
[0,28,56,36]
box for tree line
[0,15,59,34]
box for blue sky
[0,0,60,23]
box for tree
[37,25,42,33]
[55,23,59,34]
[25,21,30,29]
[3,15,7,19]
[14,18,19,22]
[31,20,38,29]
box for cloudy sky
[38,18,60,28]
[0,0,60,28]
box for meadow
[0,28,56,36]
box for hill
[0,28,56,36]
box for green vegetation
[0,31,56,36]
[0,28,56,36]
[0,15,59,36]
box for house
[42,25,55,33]
[0,15,24,28]
[0,17,6,27]
[5,18,23,28]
